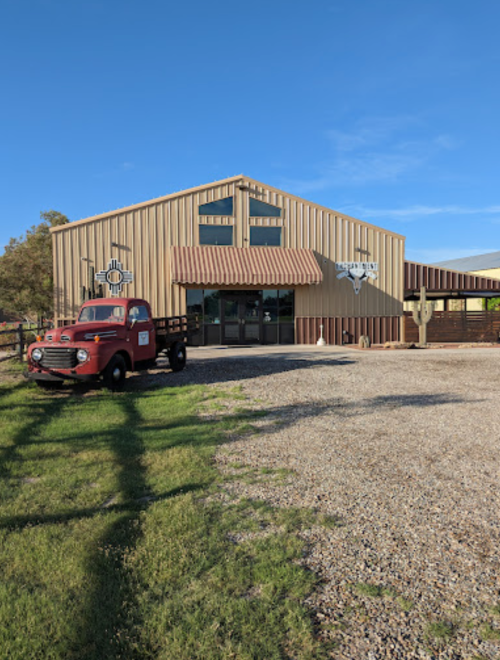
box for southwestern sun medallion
[95,258,134,295]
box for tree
[0,210,69,321]
[483,297,500,311]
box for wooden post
[89,266,95,299]
[17,323,24,362]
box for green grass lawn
[0,363,329,660]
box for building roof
[171,246,323,287]
[433,251,500,272]
[50,174,405,240]
[404,260,500,297]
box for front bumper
[25,370,98,383]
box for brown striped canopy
[171,246,323,286]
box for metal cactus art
[412,286,434,346]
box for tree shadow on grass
[0,381,212,659]
[67,391,223,660]
[0,379,26,401]
[66,393,148,659]
[0,386,72,481]
[0,483,205,532]
[130,352,357,389]
[1,390,477,474]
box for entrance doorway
[221,292,262,344]
[186,289,295,345]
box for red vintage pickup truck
[26,297,196,390]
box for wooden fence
[0,322,53,361]
[404,311,500,343]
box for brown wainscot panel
[296,317,401,345]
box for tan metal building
[51,175,406,345]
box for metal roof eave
[405,290,500,300]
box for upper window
[249,198,282,217]
[199,225,233,246]
[199,196,233,216]
[250,227,282,247]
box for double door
[221,293,262,344]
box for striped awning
[171,246,323,286]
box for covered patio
[404,261,500,343]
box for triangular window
[199,197,233,216]
[249,198,282,218]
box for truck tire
[103,354,127,391]
[169,342,186,372]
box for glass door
[221,293,262,344]
[243,296,261,342]
[222,296,240,343]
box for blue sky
[1,0,499,263]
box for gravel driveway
[157,345,500,659]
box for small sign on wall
[335,262,378,294]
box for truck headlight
[32,348,43,362]
[77,349,89,363]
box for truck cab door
[127,304,156,363]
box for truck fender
[105,350,133,373]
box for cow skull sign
[335,262,378,294]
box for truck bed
[154,314,199,347]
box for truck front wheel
[169,342,186,372]
[103,354,127,391]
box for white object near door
[317,324,326,346]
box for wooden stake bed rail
[57,314,200,340]
[154,315,199,344]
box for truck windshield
[78,305,125,323]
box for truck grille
[40,347,78,369]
